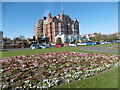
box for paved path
[79,46,118,53]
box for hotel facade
[34,11,81,43]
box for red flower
[43,72,50,76]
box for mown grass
[2,45,118,58]
[0,52,2,58]
[2,47,78,57]
[53,68,118,88]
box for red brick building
[34,11,79,42]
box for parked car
[51,43,56,46]
[69,43,77,47]
[30,44,39,49]
[77,43,87,46]
[116,40,120,43]
[39,44,49,49]
[55,44,64,47]
[94,42,100,45]
[100,41,107,44]
[111,40,120,43]
[86,42,95,45]
[106,41,111,44]
[100,42,105,44]
[104,41,109,44]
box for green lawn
[53,68,118,88]
[2,46,118,58]
[2,47,79,57]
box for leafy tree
[89,37,95,42]
[106,34,118,41]
[12,35,26,44]
[45,37,49,43]
[110,33,118,40]
[75,41,79,43]
[81,36,86,41]
[3,37,12,44]
[19,35,25,40]
[94,34,103,41]
[89,33,118,42]
[29,41,37,44]
[12,37,21,44]
[102,35,108,41]
[56,37,62,44]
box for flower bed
[1,52,120,89]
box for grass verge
[2,46,118,58]
[53,68,118,88]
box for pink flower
[39,64,44,67]
[63,68,69,72]
[81,67,88,71]
[55,73,59,76]
[69,67,73,69]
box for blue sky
[2,2,118,39]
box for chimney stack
[43,17,47,20]
[48,13,51,21]
[74,18,77,21]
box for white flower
[53,59,56,61]
[76,67,81,70]
[24,80,30,83]
[86,74,91,77]
[43,79,48,83]
[0,69,4,73]
[37,86,40,88]
[70,59,73,61]
[56,61,58,63]
[19,87,22,88]
[66,79,70,82]
[22,65,26,67]
[33,86,36,88]
[30,86,33,88]
[42,86,48,88]
[29,84,32,87]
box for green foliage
[29,41,37,44]
[3,37,12,44]
[106,34,118,41]
[18,35,25,40]
[81,36,86,41]
[56,37,62,44]
[89,37,95,42]
[45,37,49,43]
[70,40,76,43]
[75,41,79,43]
[94,33,103,41]
[89,33,118,42]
